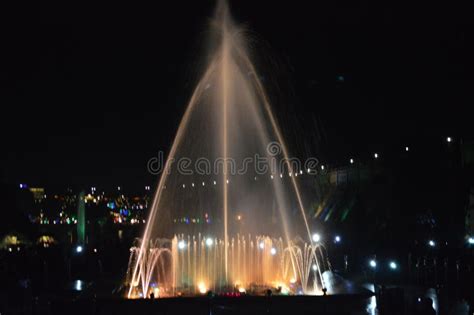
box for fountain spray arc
[127,1,328,298]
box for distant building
[29,187,45,202]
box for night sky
[2,0,473,189]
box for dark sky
[1,0,473,189]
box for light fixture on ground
[312,233,321,243]
[198,282,207,294]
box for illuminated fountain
[126,0,331,298]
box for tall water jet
[127,0,330,298]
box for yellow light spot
[198,282,207,294]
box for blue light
[389,261,398,270]
[369,260,377,269]
[76,245,83,253]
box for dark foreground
[46,294,372,315]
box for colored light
[198,282,207,294]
